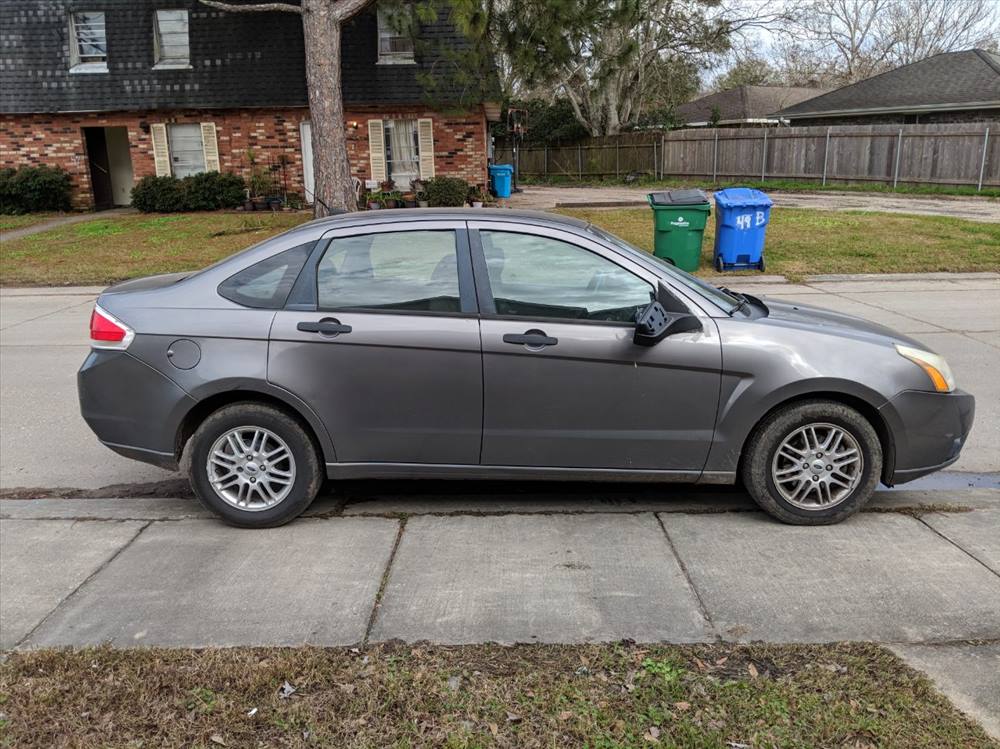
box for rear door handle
[297,318,352,336]
[503,329,558,348]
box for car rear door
[268,221,482,466]
[470,221,722,474]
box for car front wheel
[187,402,323,528]
[742,400,882,525]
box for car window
[480,230,654,323]
[218,242,314,309]
[317,230,461,313]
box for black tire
[186,402,323,528]
[715,255,724,272]
[741,400,882,525]
[758,257,766,272]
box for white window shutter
[417,118,435,179]
[150,124,171,177]
[201,122,220,172]
[368,119,386,182]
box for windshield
[586,226,741,313]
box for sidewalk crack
[14,520,151,648]
[655,513,720,642]
[916,515,1000,580]
[362,517,407,646]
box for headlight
[895,344,956,393]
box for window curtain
[388,119,419,187]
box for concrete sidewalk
[2,490,998,734]
[2,273,997,492]
[509,185,1000,222]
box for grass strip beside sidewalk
[559,207,1000,280]
[1,642,995,748]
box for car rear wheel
[741,400,882,525]
[187,403,322,528]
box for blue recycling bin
[489,164,514,199]
[713,187,773,272]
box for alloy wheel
[771,422,863,510]
[206,426,296,511]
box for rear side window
[218,242,313,308]
[316,230,461,313]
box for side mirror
[634,301,702,346]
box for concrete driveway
[509,185,1000,222]
[2,273,997,492]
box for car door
[268,221,482,465]
[470,221,722,474]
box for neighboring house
[0,1,500,209]
[675,86,830,128]
[775,49,1000,126]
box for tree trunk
[302,0,356,216]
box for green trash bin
[647,189,711,272]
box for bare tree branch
[199,0,303,14]
[329,0,373,21]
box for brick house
[775,49,1000,126]
[0,1,500,209]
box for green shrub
[425,176,469,207]
[183,172,247,210]
[131,172,247,212]
[131,175,187,212]
[0,165,73,214]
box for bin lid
[713,187,773,208]
[648,189,709,206]
[489,164,514,174]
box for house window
[377,3,414,63]
[167,124,206,177]
[69,11,108,72]
[154,10,190,68]
[384,119,420,188]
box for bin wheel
[758,258,766,272]
[715,256,724,273]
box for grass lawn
[1,642,995,748]
[1,206,998,286]
[0,213,61,232]
[562,207,1000,280]
[0,212,311,286]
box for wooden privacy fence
[495,123,998,190]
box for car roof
[301,207,591,232]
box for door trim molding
[325,461,726,484]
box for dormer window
[377,3,414,64]
[69,11,108,73]
[154,10,191,68]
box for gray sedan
[79,209,975,527]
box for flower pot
[472,201,484,208]
[404,200,417,208]
[418,200,429,208]
[368,201,381,210]
[243,200,254,211]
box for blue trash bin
[712,187,773,272]
[489,164,514,199]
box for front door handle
[297,318,352,336]
[503,329,558,348]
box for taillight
[90,305,134,350]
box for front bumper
[880,389,975,485]
[78,349,195,471]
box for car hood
[759,297,928,349]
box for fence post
[978,127,991,192]
[577,143,583,180]
[543,145,548,178]
[761,129,768,183]
[892,128,903,190]
[660,134,665,180]
[712,130,719,183]
[822,127,831,186]
[615,141,620,179]
[652,139,657,180]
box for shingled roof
[776,49,1000,119]
[675,86,830,126]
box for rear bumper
[880,389,975,485]
[78,349,194,471]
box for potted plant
[380,178,396,193]
[382,190,403,209]
[401,192,417,208]
[468,184,487,208]
[367,189,383,210]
